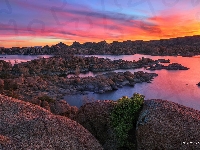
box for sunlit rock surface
[137,99,200,150]
[0,95,103,150]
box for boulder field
[1,94,200,149]
[75,99,200,149]
[0,71,158,104]
[0,95,103,150]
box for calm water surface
[0,55,53,65]
[1,54,200,110]
[65,54,200,110]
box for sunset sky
[1,0,200,48]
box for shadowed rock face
[0,95,103,150]
[74,100,120,150]
[136,99,200,150]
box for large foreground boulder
[74,100,119,150]
[136,99,200,150]
[0,95,103,150]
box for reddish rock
[136,99,200,150]
[75,100,120,149]
[0,95,103,149]
[49,100,78,119]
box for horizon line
[1,34,200,49]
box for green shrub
[110,93,144,149]
[38,95,55,103]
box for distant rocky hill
[1,35,200,56]
[0,95,103,150]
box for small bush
[110,93,144,149]
[38,95,55,103]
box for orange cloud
[1,0,200,48]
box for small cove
[65,54,200,110]
[1,54,200,110]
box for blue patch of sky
[66,0,151,24]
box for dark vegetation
[110,93,144,149]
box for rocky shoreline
[10,55,178,76]
[146,63,189,70]
[1,71,158,102]
[1,55,189,77]
[0,55,191,115]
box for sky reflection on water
[65,54,200,110]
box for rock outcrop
[0,95,103,150]
[136,99,200,150]
[10,55,162,77]
[49,100,78,118]
[147,63,189,70]
[1,71,158,104]
[75,100,120,150]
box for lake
[65,54,200,110]
[1,54,200,110]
